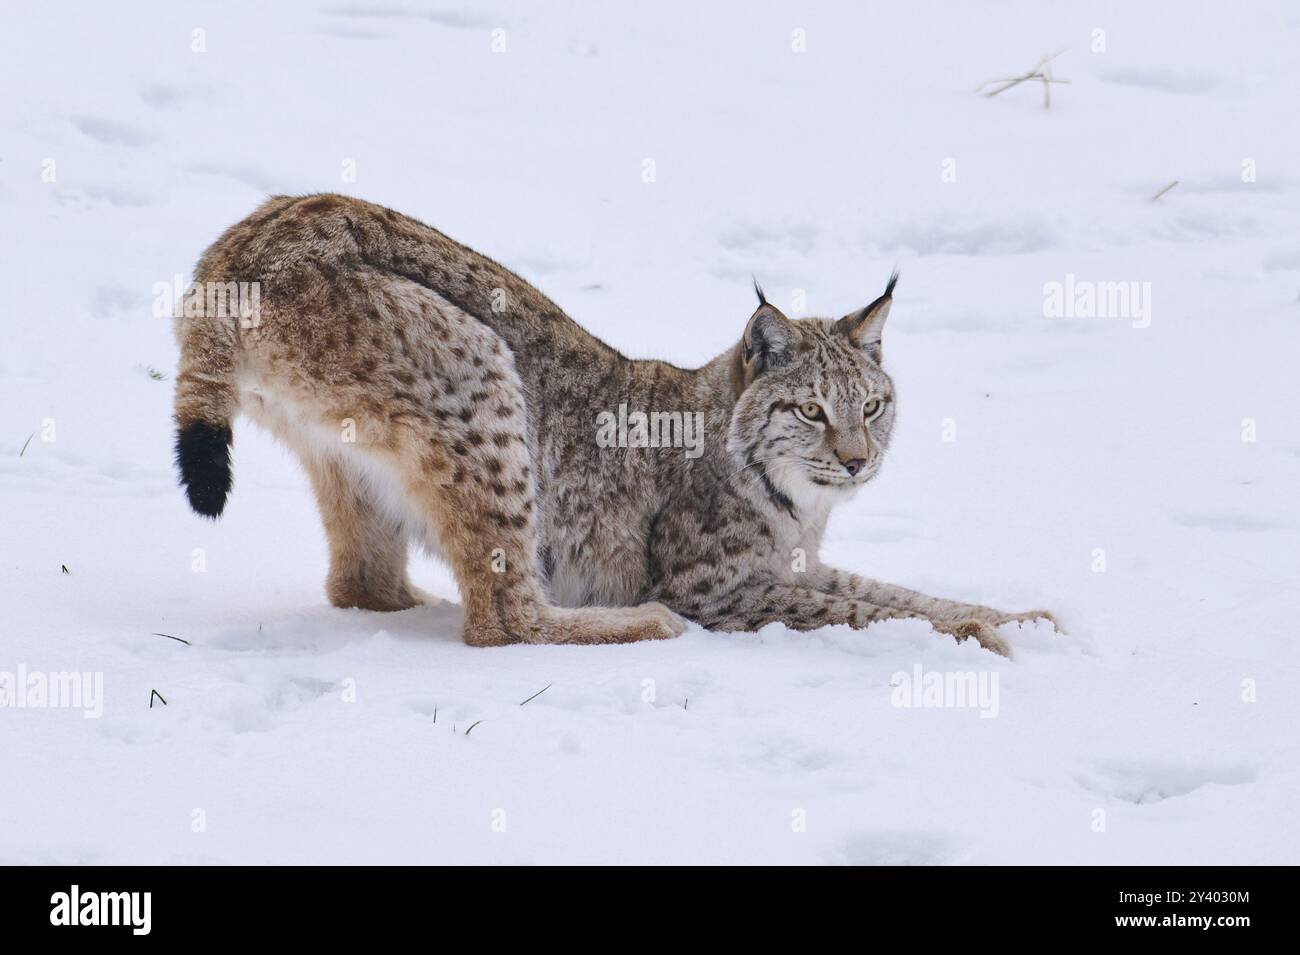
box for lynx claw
[935,619,1013,658]
[998,609,1061,632]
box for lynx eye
[795,401,826,423]
[863,397,885,421]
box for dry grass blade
[977,50,1070,108]
[1151,180,1180,202]
[519,683,552,706]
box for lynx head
[727,272,898,512]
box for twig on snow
[1150,180,1180,202]
[519,683,551,707]
[977,50,1070,108]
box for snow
[2,0,1298,863]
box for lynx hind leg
[389,398,685,646]
[301,450,427,612]
[364,277,685,646]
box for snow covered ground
[2,0,1298,864]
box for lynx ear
[838,269,898,363]
[741,297,800,377]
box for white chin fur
[773,465,856,515]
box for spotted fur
[173,194,1054,653]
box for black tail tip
[175,421,232,519]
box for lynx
[174,195,1055,654]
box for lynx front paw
[934,619,1013,658]
[995,609,1061,632]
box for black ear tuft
[752,276,768,307]
[881,268,899,301]
[860,268,899,318]
[837,268,899,363]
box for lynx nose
[841,457,867,477]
